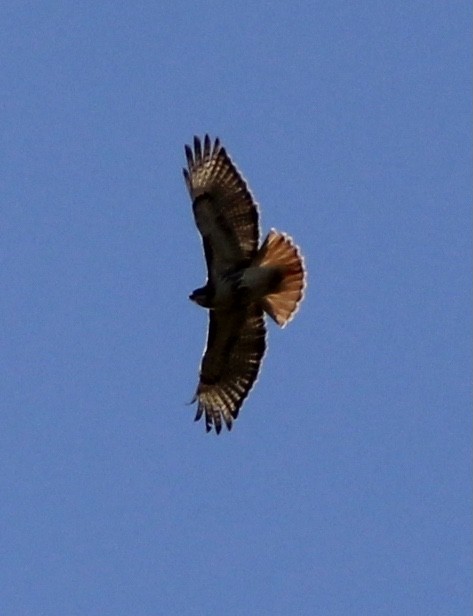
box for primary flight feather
[184,135,306,434]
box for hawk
[184,135,306,433]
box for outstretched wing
[194,304,266,434]
[183,135,260,281]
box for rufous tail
[255,229,306,327]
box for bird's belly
[212,266,281,309]
[241,266,282,300]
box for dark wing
[183,135,260,281]
[194,304,266,434]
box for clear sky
[1,3,470,615]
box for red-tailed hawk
[184,135,306,433]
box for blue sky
[1,3,470,615]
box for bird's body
[183,135,306,433]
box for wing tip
[192,395,238,435]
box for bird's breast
[213,274,240,308]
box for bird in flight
[183,135,306,434]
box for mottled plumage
[184,135,306,433]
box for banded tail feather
[256,229,306,327]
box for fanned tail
[255,229,306,327]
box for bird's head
[189,286,212,308]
